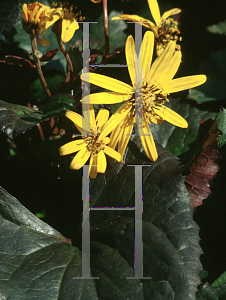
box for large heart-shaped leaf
[88,138,202,299]
[0,186,98,300]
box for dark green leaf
[187,49,226,103]
[0,94,75,140]
[197,282,226,300]
[30,74,65,102]
[0,0,21,43]
[0,100,36,140]
[217,108,226,147]
[199,270,209,280]
[91,242,143,299]
[212,272,226,287]
[207,21,226,36]
[0,186,98,300]
[150,98,217,164]
[0,186,64,238]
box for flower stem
[30,34,51,98]
[59,40,74,82]
[102,0,109,57]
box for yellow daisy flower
[59,104,131,178]
[59,6,82,43]
[112,0,181,56]
[22,2,62,44]
[81,31,207,162]
[43,3,83,46]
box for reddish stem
[102,0,109,57]
[30,34,51,98]
[59,40,74,82]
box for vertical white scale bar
[74,22,99,280]
[126,165,152,280]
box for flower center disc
[85,127,105,154]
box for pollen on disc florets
[84,127,105,154]
[143,84,168,113]
[51,1,84,21]
[157,17,181,48]
[132,84,168,114]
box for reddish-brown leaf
[185,121,220,209]
[40,48,59,62]
[0,55,36,68]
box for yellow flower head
[59,104,131,178]
[59,2,84,43]
[22,2,62,41]
[91,0,102,3]
[112,0,181,56]
[80,31,207,162]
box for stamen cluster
[132,84,168,114]
[84,127,105,154]
[157,18,181,49]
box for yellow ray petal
[138,118,158,161]
[148,40,176,84]
[142,31,154,81]
[109,122,123,149]
[65,111,83,128]
[41,30,50,46]
[74,124,82,133]
[163,75,207,94]
[97,151,107,173]
[161,8,181,21]
[96,109,109,129]
[153,105,188,128]
[49,7,62,17]
[70,147,91,170]
[34,6,44,24]
[81,73,132,94]
[145,112,164,125]
[82,92,130,105]
[65,111,90,133]
[22,4,28,21]
[45,14,61,30]
[89,154,98,178]
[112,14,156,29]
[126,35,135,87]
[29,5,39,22]
[59,139,86,156]
[61,20,79,43]
[98,102,133,141]
[118,114,134,161]
[103,137,110,144]
[104,146,121,162]
[147,0,161,25]
[157,50,182,84]
[61,19,70,40]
